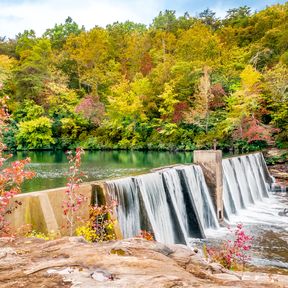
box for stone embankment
[265,148,288,188]
[0,237,287,288]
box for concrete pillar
[194,150,224,221]
[6,184,92,236]
[6,193,60,235]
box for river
[11,150,192,192]
[10,150,288,272]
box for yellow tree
[65,28,109,95]
[158,81,179,120]
[176,22,220,67]
[184,66,213,133]
[106,77,148,130]
[224,65,262,138]
[264,64,288,142]
[0,55,15,86]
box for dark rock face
[0,237,287,287]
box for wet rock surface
[0,237,287,287]
[265,149,288,185]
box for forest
[0,3,287,152]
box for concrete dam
[6,151,277,242]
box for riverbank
[0,237,287,288]
[265,148,288,187]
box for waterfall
[223,153,272,219]
[106,178,141,238]
[106,164,218,244]
[105,152,276,245]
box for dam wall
[5,151,273,240]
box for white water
[223,153,274,221]
[176,165,219,230]
[106,178,141,238]
[106,164,218,244]
[136,172,178,244]
[106,152,286,252]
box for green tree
[13,38,52,104]
[224,6,252,27]
[151,10,178,33]
[264,64,288,144]
[198,9,221,30]
[43,17,84,49]
[223,65,262,139]
[16,117,54,149]
[158,81,179,120]
[65,27,110,96]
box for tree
[13,38,52,104]
[158,81,179,120]
[176,23,220,66]
[15,30,37,58]
[44,17,84,49]
[198,9,221,30]
[264,64,288,144]
[223,65,265,141]
[13,100,44,122]
[65,27,109,96]
[75,95,105,126]
[0,97,34,235]
[151,10,178,33]
[184,66,213,133]
[107,77,148,127]
[0,55,15,87]
[224,6,252,27]
[16,117,54,149]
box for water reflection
[11,151,192,192]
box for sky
[0,0,286,38]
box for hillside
[0,4,288,151]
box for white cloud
[0,0,164,38]
[0,0,285,38]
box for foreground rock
[0,237,287,287]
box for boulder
[0,237,287,288]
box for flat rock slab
[0,237,287,288]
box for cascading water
[220,153,288,269]
[106,164,218,245]
[223,153,272,220]
[106,178,141,238]
[105,152,284,251]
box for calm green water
[11,151,192,193]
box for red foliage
[0,97,35,236]
[234,117,277,144]
[207,224,253,270]
[136,230,154,241]
[75,95,105,126]
[210,83,226,109]
[140,53,153,76]
[172,101,189,123]
[62,147,87,236]
[89,200,118,242]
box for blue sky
[0,0,286,38]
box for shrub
[205,224,253,271]
[0,97,35,235]
[26,229,58,240]
[76,202,116,242]
[16,117,54,149]
[136,230,154,241]
[62,147,87,236]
